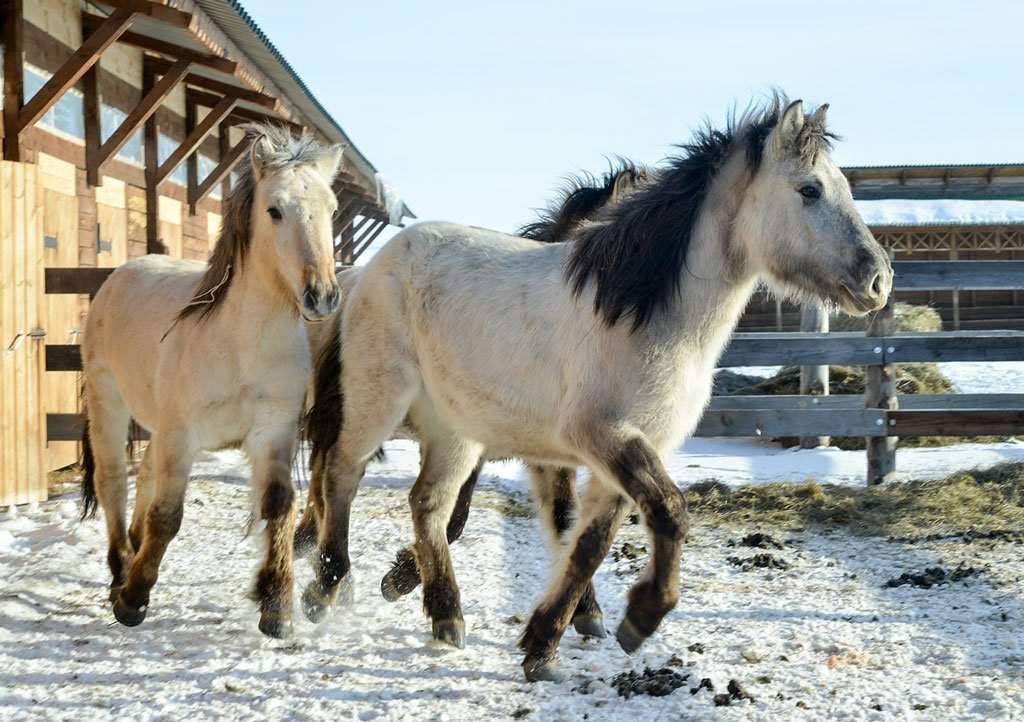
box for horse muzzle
[302,282,341,321]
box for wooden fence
[37,260,1024,490]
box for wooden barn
[0,0,411,506]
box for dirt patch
[730,532,785,549]
[687,462,1024,538]
[884,564,983,589]
[611,667,689,699]
[727,553,790,571]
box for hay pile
[728,363,954,398]
[687,462,1024,538]
[829,302,943,333]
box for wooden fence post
[866,257,897,484]
[799,302,830,448]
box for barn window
[23,64,84,140]
[157,133,188,186]
[198,154,221,199]
[100,104,144,166]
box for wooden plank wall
[0,160,46,506]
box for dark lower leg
[301,452,360,623]
[533,465,604,635]
[114,490,185,627]
[520,492,628,679]
[609,438,689,652]
[293,457,324,557]
[253,474,297,638]
[381,461,481,601]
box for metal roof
[192,0,380,186]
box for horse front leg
[520,482,629,681]
[602,436,688,653]
[293,451,324,559]
[381,460,481,602]
[248,430,299,638]
[528,465,606,638]
[113,431,196,628]
[408,435,483,648]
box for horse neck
[217,242,300,345]
[649,160,759,365]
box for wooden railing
[44,261,1024,484]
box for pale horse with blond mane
[79,124,342,639]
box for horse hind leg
[82,372,133,601]
[528,465,605,638]
[248,431,299,639]
[381,460,481,602]
[302,361,419,624]
[520,481,629,682]
[408,431,483,648]
[293,453,324,559]
[128,444,155,553]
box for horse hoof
[615,617,646,654]
[112,595,148,627]
[258,615,294,639]
[572,612,606,638]
[301,584,329,624]
[380,557,419,602]
[523,658,566,683]
[432,618,465,649]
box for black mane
[564,96,834,332]
[518,160,649,243]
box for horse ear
[316,144,344,182]
[770,99,804,158]
[249,133,274,182]
[812,103,829,127]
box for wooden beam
[189,135,252,212]
[97,57,191,169]
[143,61,160,253]
[148,56,275,108]
[44,267,115,295]
[798,303,829,449]
[893,260,1024,291]
[155,95,234,186]
[188,87,302,132]
[83,14,236,74]
[218,123,231,201]
[2,0,24,161]
[96,0,191,28]
[17,9,135,133]
[352,220,388,262]
[865,279,897,485]
[888,410,1024,437]
[81,54,101,186]
[185,91,198,211]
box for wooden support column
[866,251,898,485]
[143,62,160,253]
[799,302,830,449]
[2,0,24,161]
[218,124,231,200]
[98,57,191,170]
[950,247,961,330]
[18,9,135,135]
[81,30,101,186]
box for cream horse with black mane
[80,124,342,639]
[304,96,891,681]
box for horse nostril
[303,287,319,312]
[870,273,883,297]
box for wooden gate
[0,161,46,506]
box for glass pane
[53,91,84,138]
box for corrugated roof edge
[844,163,1024,171]
[220,0,376,173]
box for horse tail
[80,392,98,521]
[306,321,344,472]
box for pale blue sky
[245,0,1023,234]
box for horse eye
[798,185,821,200]
[267,207,283,221]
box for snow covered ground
[2,360,1022,720]
[2,431,1023,721]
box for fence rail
[41,259,1024,485]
